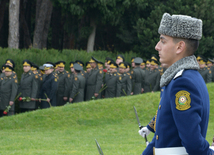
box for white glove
[138,127,151,138]
[210,146,214,151]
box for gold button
[159,105,161,109]
[156,135,158,140]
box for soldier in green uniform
[55,61,70,106]
[125,62,131,73]
[198,57,212,83]
[68,62,75,99]
[119,62,132,96]
[86,62,92,73]
[18,60,38,113]
[85,57,103,100]
[4,59,17,78]
[140,61,146,70]
[131,57,136,68]
[98,61,104,70]
[69,63,86,103]
[31,63,43,109]
[144,59,161,93]
[207,58,214,82]
[75,60,87,77]
[146,59,151,70]
[131,57,145,95]
[104,61,122,98]
[116,54,125,65]
[0,65,18,117]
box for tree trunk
[8,0,20,49]
[0,0,8,31]
[87,17,96,53]
[19,0,31,48]
[33,0,53,49]
[51,4,62,49]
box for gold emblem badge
[35,75,38,79]
[100,70,102,74]
[131,71,133,74]
[130,76,132,79]
[55,78,57,82]
[119,76,122,80]
[209,70,211,74]
[75,77,77,81]
[40,77,43,81]
[175,90,191,111]
[15,79,18,83]
[68,74,70,78]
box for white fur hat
[158,13,202,40]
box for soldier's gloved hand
[138,127,151,138]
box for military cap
[4,65,14,72]
[31,63,39,71]
[107,58,114,65]
[105,57,111,62]
[151,55,158,62]
[141,62,145,66]
[196,55,203,61]
[98,61,104,67]
[23,59,32,67]
[89,56,99,63]
[73,63,83,71]
[207,58,214,64]
[158,13,202,40]
[43,63,54,70]
[5,59,15,68]
[119,62,127,69]
[75,60,84,67]
[39,66,45,71]
[55,61,66,67]
[46,62,56,67]
[69,61,75,68]
[131,57,136,63]
[134,57,143,65]
[110,61,118,68]
[198,56,206,65]
[150,59,159,66]
[86,62,91,69]
[146,59,151,64]
[125,62,131,69]
[116,54,125,62]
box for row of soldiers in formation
[0,54,213,117]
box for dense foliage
[0,0,214,58]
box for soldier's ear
[176,41,186,55]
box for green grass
[0,83,213,154]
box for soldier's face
[207,63,213,68]
[199,64,206,69]
[155,35,177,68]
[5,71,12,77]
[70,67,74,73]
[132,62,135,68]
[86,68,92,73]
[45,69,52,75]
[150,65,156,70]
[58,67,64,72]
[116,59,123,65]
[110,68,117,74]
[125,68,130,72]
[119,67,125,74]
[23,66,31,73]
[140,65,145,69]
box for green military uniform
[19,61,38,111]
[198,67,212,83]
[144,68,161,93]
[210,66,214,82]
[85,57,103,101]
[131,66,145,95]
[104,72,122,98]
[70,70,86,103]
[131,57,145,95]
[104,61,122,98]
[0,66,18,116]
[56,69,70,106]
[121,72,132,96]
